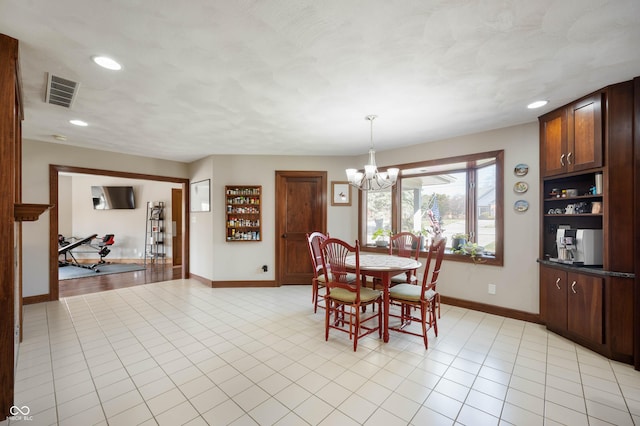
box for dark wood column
[634,77,640,370]
[0,33,21,418]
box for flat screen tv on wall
[91,186,136,210]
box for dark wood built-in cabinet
[540,93,603,177]
[539,79,636,365]
[541,266,604,345]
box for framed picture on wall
[190,179,210,212]
[331,181,351,206]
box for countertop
[537,259,635,278]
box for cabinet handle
[555,277,561,290]
[567,152,572,165]
[560,154,565,166]
[571,281,577,294]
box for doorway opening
[49,165,190,300]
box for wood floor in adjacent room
[59,264,183,298]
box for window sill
[362,245,502,266]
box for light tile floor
[3,279,640,425]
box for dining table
[345,253,422,343]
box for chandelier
[346,115,399,191]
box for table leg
[382,272,390,343]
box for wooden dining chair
[306,231,330,313]
[388,232,421,285]
[388,237,446,348]
[320,238,382,351]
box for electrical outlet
[488,284,496,294]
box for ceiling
[2,0,639,163]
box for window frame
[358,150,504,266]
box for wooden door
[567,272,604,344]
[275,171,327,285]
[540,108,567,177]
[541,266,567,332]
[568,93,603,172]
[171,188,182,266]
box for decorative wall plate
[514,199,529,212]
[513,181,528,193]
[514,163,529,176]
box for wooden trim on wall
[210,280,278,288]
[440,295,542,324]
[49,165,191,301]
[23,294,50,306]
[189,273,277,288]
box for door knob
[282,233,287,238]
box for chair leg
[313,280,318,313]
[353,308,360,351]
[325,299,331,341]
[312,279,317,303]
[431,300,438,337]
[420,303,428,349]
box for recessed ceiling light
[92,55,122,71]
[69,119,88,127]
[527,100,548,109]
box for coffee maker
[552,228,603,266]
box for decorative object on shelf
[591,201,602,214]
[514,199,529,212]
[514,163,529,176]
[331,181,352,206]
[595,172,603,194]
[346,115,399,191]
[513,181,528,193]
[190,179,210,212]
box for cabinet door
[540,109,567,177]
[568,93,603,172]
[541,266,567,331]
[567,272,604,344]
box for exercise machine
[94,234,115,264]
[58,233,100,272]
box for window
[360,150,503,265]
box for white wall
[22,140,189,297]
[188,157,215,279]
[187,154,357,281]
[58,175,72,236]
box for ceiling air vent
[45,73,80,108]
